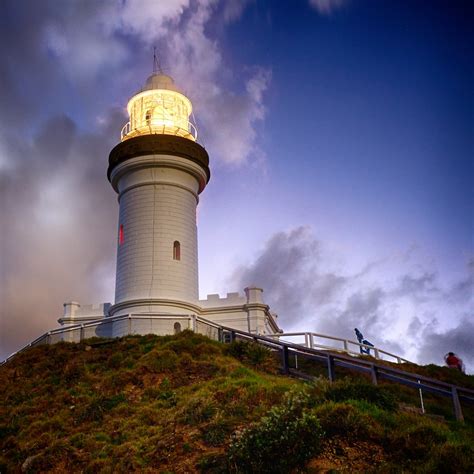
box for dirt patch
[307,438,387,473]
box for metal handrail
[1,314,473,421]
[1,313,195,364]
[120,120,198,141]
[269,331,412,364]
[215,324,474,421]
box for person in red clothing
[444,352,464,373]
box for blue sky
[0,0,472,368]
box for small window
[173,241,181,260]
[174,322,182,334]
[145,109,152,126]
[119,224,124,245]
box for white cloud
[0,0,269,359]
[158,0,271,164]
[231,226,474,370]
[222,0,253,23]
[107,0,191,43]
[39,0,268,165]
[309,0,346,15]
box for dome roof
[142,73,182,93]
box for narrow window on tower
[145,109,152,126]
[119,224,124,245]
[173,241,181,261]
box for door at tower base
[59,287,280,337]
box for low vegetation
[0,331,473,473]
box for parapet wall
[199,292,246,308]
[59,287,279,335]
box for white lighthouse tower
[59,69,280,337]
[107,71,210,317]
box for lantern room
[121,73,197,142]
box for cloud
[418,317,474,371]
[308,0,346,15]
[35,0,270,164]
[108,0,191,43]
[0,110,125,359]
[161,1,271,165]
[222,0,253,23]
[0,0,269,359]
[231,226,474,370]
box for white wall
[113,157,202,307]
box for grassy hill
[1,331,473,473]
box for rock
[21,454,40,472]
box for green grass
[1,332,473,473]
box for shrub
[322,378,397,411]
[69,433,86,449]
[227,389,323,473]
[107,352,124,369]
[387,422,449,461]
[75,394,126,423]
[202,416,234,446]
[225,341,248,360]
[313,401,371,438]
[139,349,178,373]
[225,341,276,371]
[198,453,228,473]
[428,442,474,473]
[181,395,217,425]
[63,361,84,381]
[157,378,177,406]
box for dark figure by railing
[354,328,374,355]
[445,352,465,373]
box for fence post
[191,314,197,332]
[327,355,335,382]
[80,325,84,342]
[451,387,464,422]
[370,365,378,385]
[304,333,310,347]
[309,334,314,349]
[343,340,349,352]
[418,380,425,414]
[128,315,132,335]
[230,331,236,343]
[374,348,380,359]
[46,332,51,345]
[281,345,290,374]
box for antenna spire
[153,47,162,74]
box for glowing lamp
[121,73,197,142]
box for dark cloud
[0,110,125,359]
[445,258,474,305]
[232,226,474,370]
[0,0,266,360]
[418,317,474,371]
[337,289,385,331]
[34,116,77,163]
[232,226,347,328]
[395,272,438,298]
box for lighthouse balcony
[121,120,198,142]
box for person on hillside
[444,352,464,373]
[354,328,374,356]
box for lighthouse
[107,72,209,317]
[59,69,280,337]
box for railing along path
[192,317,474,423]
[2,314,473,422]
